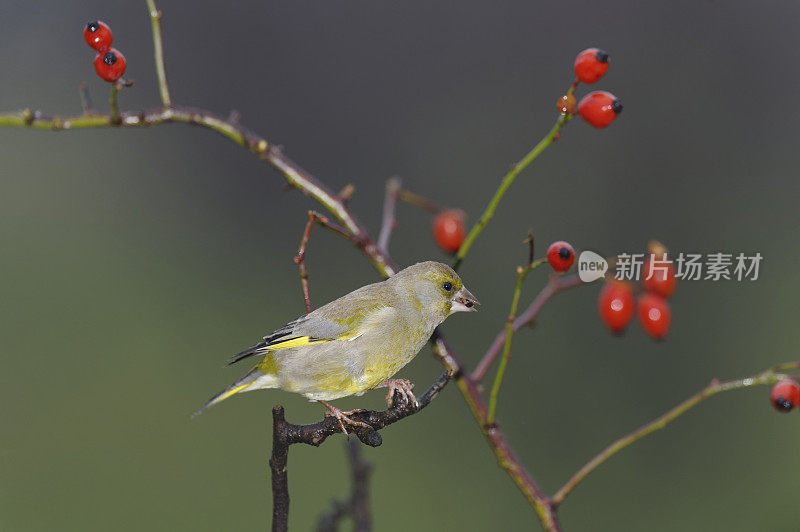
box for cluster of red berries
[771,380,800,413]
[598,241,676,340]
[83,20,126,82]
[557,48,622,129]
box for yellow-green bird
[194,261,478,430]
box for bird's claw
[320,402,372,435]
[379,378,417,408]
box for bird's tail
[192,366,274,418]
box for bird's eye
[442,281,453,291]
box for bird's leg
[374,378,417,407]
[318,400,373,434]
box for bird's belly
[275,327,430,401]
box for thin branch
[0,105,395,273]
[294,213,316,313]
[145,0,172,107]
[377,177,401,253]
[551,360,800,507]
[109,85,120,124]
[486,256,545,424]
[269,371,452,531]
[473,273,584,381]
[293,211,351,314]
[316,440,372,532]
[452,113,572,271]
[431,333,561,532]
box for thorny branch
[3,2,795,531]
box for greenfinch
[195,261,478,428]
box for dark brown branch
[270,370,452,531]
[316,440,372,532]
[270,407,291,532]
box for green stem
[109,85,120,124]
[486,258,546,424]
[452,113,571,271]
[145,0,172,108]
[551,360,800,506]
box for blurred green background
[2,1,799,530]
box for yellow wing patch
[267,330,361,351]
[267,336,330,350]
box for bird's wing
[227,282,391,366]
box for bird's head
[392,261,480,323]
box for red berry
[643,257,677,298]
[93,49,126,82]
[84,21,113,52]
[770,381,800,412]
[556,93,576,114]
[637,293,671,340]
[574,48,610,84]
[432,210,466,254]
[547,241,575,272]
[577,91,622,129]
[598,281,635,334]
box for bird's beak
[451,286,480,313]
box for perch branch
[551,360,800,506]
[269,370,452,531]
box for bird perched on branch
[194,261,479,432]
